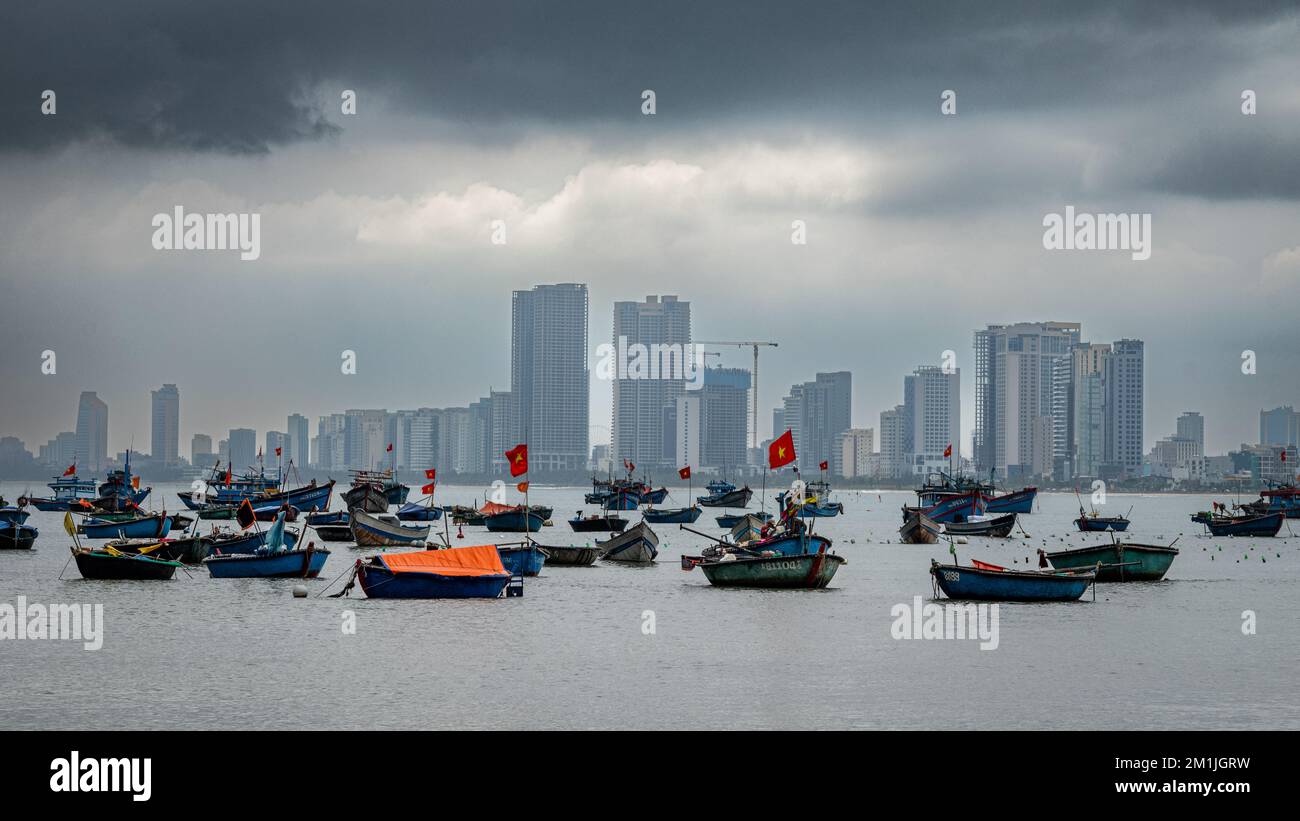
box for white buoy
[292,585,308,598]
[956,536,969,545]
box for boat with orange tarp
[350,545,517,599]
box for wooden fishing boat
[352,545,514,599]
[314,523,355,542]
[207,527,300,555]
[350,509,430,547]
[598,521,659,563]
[716,511,771,528]
[1074,513,1130,532]
[28,474,98,511]
[449,505,487,526]
[1191,510,1284,537]
[495,542,546,576]
[641,487,669,504]
[0,506,31,525]
[929,559,1094,602]
[1045,541,1178,582]
[343,482,389,513]
[686,547,845,589]
[179,479,333,513]
[777,480,844,517]
[196,504,239,520]
[943,512,1018,538]
[899,510,941,544]
[601,490,642,511]
[902,490,985,525]
[642,505,702,524]
[0,522,37,550]
[535,543,601,566]
[168,513,195,531]
[205,547,328,578]
[106,536,211,564]
[983,486,1037,514]
[481,504,545,533]
[81,513,172,540]
[305,509,347,525]
[696,480,753,508]
[71,547,181,580]
[569,512,628,532]
[727,513,769,545]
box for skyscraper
[74,391,108,472]
[191,433,214,468]
[150,384,180,465]
[227,428,257,471]
[973,321,1081,480]
[1259,406,1300,447]
[836,428,874,478]
[343,410,388,471]
[676,367,749,470]
[1070,343,1110,478]
[902,365,960,477]
[510,283,589,472]
[879,405,907,479]
[778,372,852,472]
[1104,338,1144,477]
[287,413,309,468]
[1176,411,1205,454]
[611,295,691,470]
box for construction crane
[695,340,779,453]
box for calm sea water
[1,483,1297,730]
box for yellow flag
[63,512,76,538]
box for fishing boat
[195,504,239,520]
[568,512,628,532]
[495,542,547,576]
[696,479,752,508]
[984,486,1037,514]
[601,489,642,511]
[314,522,355,542]
[1045,540,1178,582]
[917,470,1036,515]
[179,478,334,513]
[80,513,173,540]
[480,502,545,533]
[204,512,329,578]
[343,482,389,513]
[687,546,845,589]
[71,546,181,580]
[305,510,347,526]
[28,474,98,511]
[899,510,941,544]
[1074,512,1130,532]
[1240,482,1300,518]
[1190,510,1284,537]
[350,509,431,547]
[943,513,1018,538]
[930,559,1094,602]
[726,513,769,545]
[598,521,659,563]
[92,466,151,512]
[396,501,443,522]
[187,463,280,503]
[641,487,669,505]
[449,505,487,526]
[776,480,844,517]
[0,506,31,525]
[716,511,771,528]
[534,542,601,566]
[901,489,985,525]
[642,505,702,524]
[168,513,195,531]
[106,536,211,563]
[0,522,37,550]
[350,545,514,599]
[207,527,300,555]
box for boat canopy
[375,545,507,576]
[477,501,518,516]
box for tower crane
[694,340,778,453]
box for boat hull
[536,544,600,566]
[483,509,545,533]
[984,487,1037,514]
[599,522,659,562]
[569,516,628,532]
[497,545,546,576]
[1194,511,1284,537]
[0,507,31,525]
[1075,516,1130,532]
[900,512,941,544]
[343,484,389,513]
[73,551,177,580]
[601,491,642,511]
[944,513,1018,538]
[1046,542,1178,582]
[82,515,172,540]
[0,524,37,550]
[642,506,702,524]
[179,481,334,513]
[205,547,329,578]
[356,564,510,599]
[314,524,355,542]
[350,510,430,547]
[698,551,845,589]
[208,528,300,555]
[396,503,442,522]
[697,487,753,508]
[930,562,1092,602]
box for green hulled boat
[689,549,845,589]
[196,505,238,520]
[1044,541,1178,582]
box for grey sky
[2,1,1298,459]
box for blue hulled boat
[601,490,642,511]
[353,545,514,599]
[497,543,546,576]
[305,510,347,526]
[350,509,430,547]
[208,527,300,555]
[598,521,659,562]
[482,505,546,533]
[930,558,1094,602]
[28,474,98,511]
[0,522,37,550]
[984,486,1037,514]
[696,479,753,508]
[641,487,669,505]
[1075,513,1130,532]
[902,490,984,525]
[179,479,334,513]
[396,501,443,522]
[1191,510,1284,537]
[716,511,772,528]
[204,512,329,578]
[0,506,31,525]
[776,480,844,518]
[642,505,702,524]
[81,513,172,540]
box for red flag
[506,444,528,477]
[131,475,141,490]
[275,446,282,457]
[1282,450,1288,463]
[517,481,529,493]
[819,460,828,471]
[678,466,691,480]
[224,466,232,487]
[421,482,436,494]
[768,429,796,469]
[628,460,636,473]
[424,468,436,480]
[387,442,393,452]
[63,463,76,476]
[944,443,952,459]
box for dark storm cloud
[3,0,1297,160]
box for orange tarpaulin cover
[971,559,1007,572]
[376,545,507,576]
[477,501,518,516]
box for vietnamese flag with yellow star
[506,444,528,477]
[768,429,796,469]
